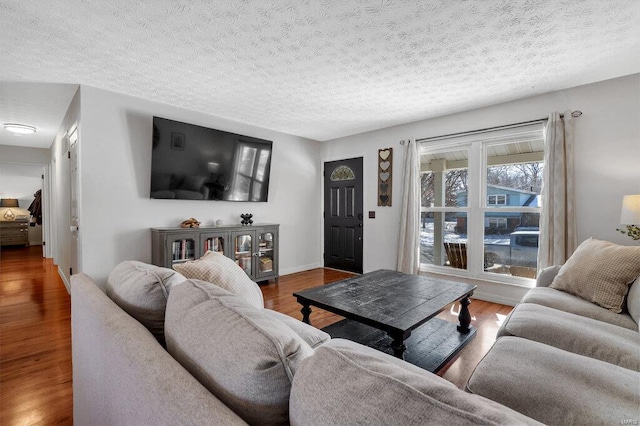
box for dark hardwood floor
[0,246,72,426]
[0,246,513,424]
[261,269,514,389]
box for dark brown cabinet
[0,220,29,246]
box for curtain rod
[412,110,582,144]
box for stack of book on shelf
[259,257,273,272]
[205,238,223,253]
[172,239,195,261]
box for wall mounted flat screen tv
[150,117,273,202]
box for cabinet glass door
[171,237,196,263]
[234,233,253,275]
[257,231,275,275]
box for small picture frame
[171,132,185,150]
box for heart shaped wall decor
[379,149,391,160]
[380,161,390,171]
[379,172,390,182]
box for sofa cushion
[262,309,330,349]
[466,336,640,425]
[105,261,186,345]
[627,276,640,325]
[521,287,637,330]
[498,303,640,371]
[549,238,640,313]
[165,279,314,426]
[173,250,264,309]
[290,339,541,426]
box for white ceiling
[1,0,638,148]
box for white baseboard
[471,290,521,307]
[280,263,323,276]
[58,266,71,294]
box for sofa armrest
[536,265,562,287]
[71,273,246,425]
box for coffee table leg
[388,331,407,359]
[457,296,472,334]
[301,304,312,325]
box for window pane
[421,148,469,208]
[255,150,270,181]
[420,212,467,270]
[239,146,257,176]
[486,142,543,207]
[483,212,540,279]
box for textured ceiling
[1,0,639,147]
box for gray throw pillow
[165,279,313,426]
[105,261,186,345]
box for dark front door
[324,158,363,273]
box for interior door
[324,158,363,273]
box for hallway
[0,246,72,425]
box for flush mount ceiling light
[4,123,37,134]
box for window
[488,194,507,205]
[488,217,507,229]
[419,123,544,283]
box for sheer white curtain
[538,111,577,269]
[397,139,421,274]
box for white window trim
[419,123,544,287]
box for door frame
[322,156,365,273]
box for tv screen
[150,117,273,202]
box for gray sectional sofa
[71,239,639,425]
[467,265,640,425]
[71,260,540,425]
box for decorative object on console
[240,213,253,226]
[616,194,640,241]
[2,208,16,221]
[1,198,20,221]
[377,148,392,206]
[180,217,201,228]
[216,219,223,226]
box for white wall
[322,74,640,304]
[78,86,322,282]
[50,87,81,287]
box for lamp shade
[620,194,640,224]
[0,198,19,208]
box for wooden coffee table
[293,269,477,372]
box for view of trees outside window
[420,136,544,280]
